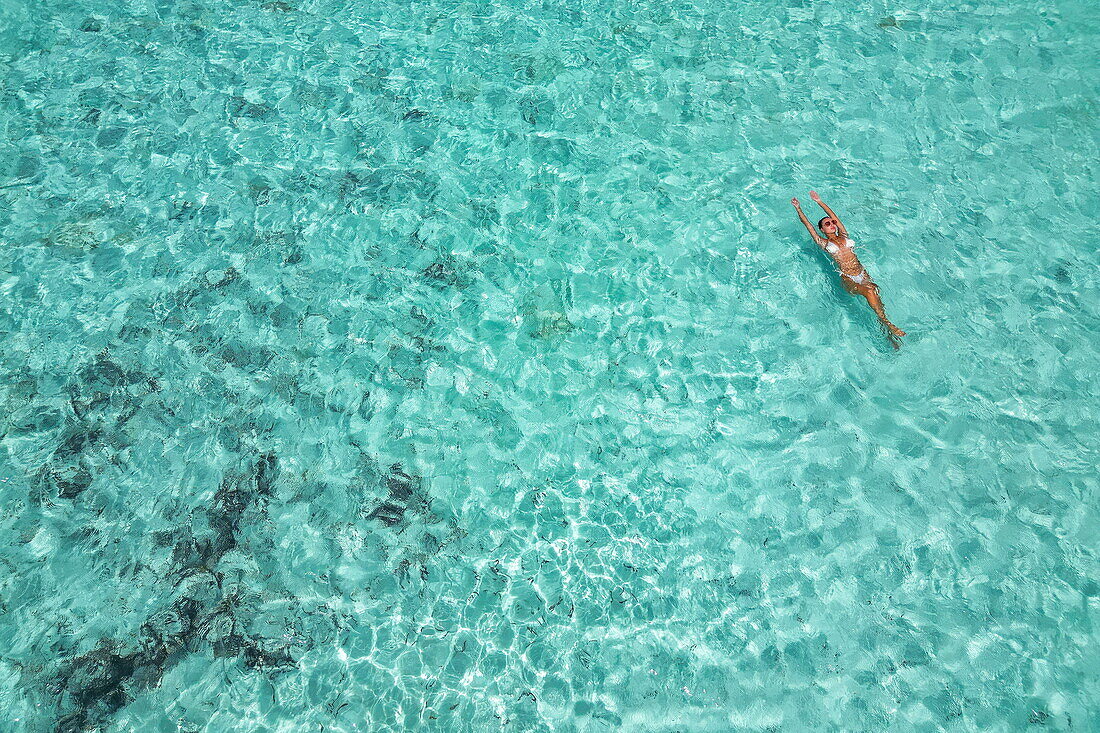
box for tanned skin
[792,191,906,348]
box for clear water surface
[1,0,1097,730]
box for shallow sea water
[1,0,1098,730]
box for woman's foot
[881,321,905,349]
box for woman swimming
[792,191,906,348]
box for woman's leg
[858,282,905,339]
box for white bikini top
[825,237,855,255]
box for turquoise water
[1,0,1098,729]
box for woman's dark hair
[818,217,832,230]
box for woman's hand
[791,197,801,207]
[809,190,821,202]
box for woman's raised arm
[792,197,826,249]
[809,191,847,238]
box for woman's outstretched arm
[792,197,826,249]
[809,190,847,237]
